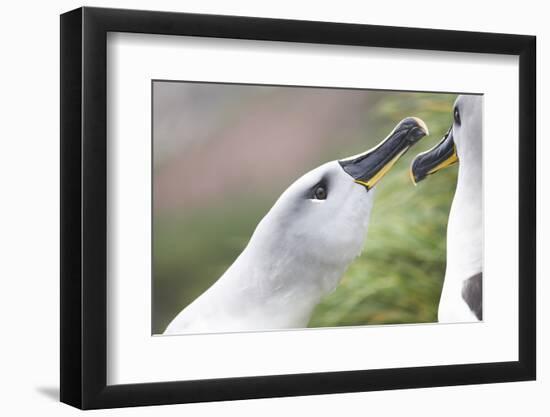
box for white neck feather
[212,236,352,328]
[445,150,482,283]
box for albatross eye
[454,107,461,125]
[313,185,327,200]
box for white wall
[0,0,545,415]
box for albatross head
[247,117,429,294]
[410,95,482,183]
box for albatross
[164,117,429,334]
[411,95,482,322]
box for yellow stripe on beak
[427,144,459,174]
[354,147,408,190]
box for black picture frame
[60,6,536,410]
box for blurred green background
[153,81,458,334]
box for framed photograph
[60,6,536,409]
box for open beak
[339,117,429,190]
[410,127,458,184]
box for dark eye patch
[454,106,461,126]
[313,185,327,200]
[309,177,329,200]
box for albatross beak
[410,127,458,184]
[339,117,429,190]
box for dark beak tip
[410,157,426,183]
[414,172,425,183]
[397,117,429,143]
[410,127,428,142]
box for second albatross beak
[410,127,458,184]
[339,117,429,190]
